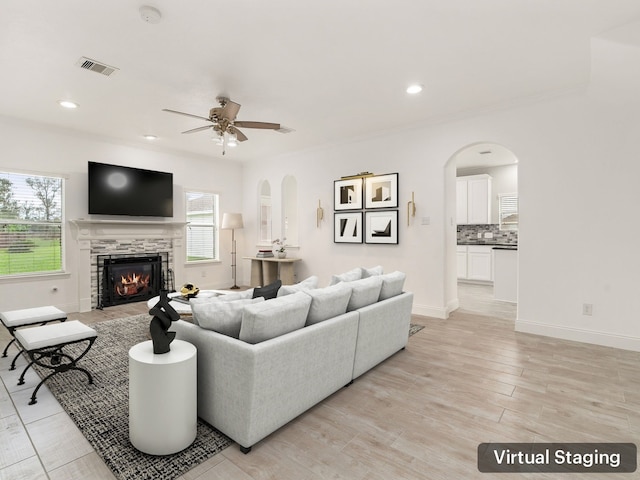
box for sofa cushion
[239,291,312,344]
[214,289,254,302]
[379,271,406,300]
[252,279,282,300]
[190,297,264,337]
[329,267,362,285]
[304,282,352,325]
[361,265,383,278]
[347,276,383,311]
[277,275,319,297]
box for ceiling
[2,1,640,162]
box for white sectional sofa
[170,268,413,453]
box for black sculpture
[149,290,181,354]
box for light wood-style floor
[1,298,639,479]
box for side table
[243,257,301,287]
[129,340,197,455]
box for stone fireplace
[71,219,187,311]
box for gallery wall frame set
[333,173,399,244]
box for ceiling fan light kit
[163,96,281,155]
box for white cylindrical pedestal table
[129,339,197,455]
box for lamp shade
[221,213,244,230]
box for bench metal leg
[16,336,96,405]
[2,338,16,358]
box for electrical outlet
[201,271,207,278]
[582,303,593,316]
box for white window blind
[186,191,219,262]
[498,193,518,231]
[0,171,64,276]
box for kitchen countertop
[458,242,517,249]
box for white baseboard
[516,319,640,352]
[412,303,448,319]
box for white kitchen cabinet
[457,245,493,282]
[493,248,518,302]
[466,245,493,281]
[456,174,492,225]
[456,245,468,279]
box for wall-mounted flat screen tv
[88,161,173,217]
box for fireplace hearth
[98,253,171,308]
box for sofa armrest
[352,291,414,379]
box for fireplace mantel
[70,219,188,240]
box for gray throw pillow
[239,291,312,344]
[190,297,265,337]
[252,279,282,300]
[304,283,352,325]
[329,267,362,285]
[361,265,383,278]
[379,271,406,300]
[346,276,383,311]
[277,275,319,297]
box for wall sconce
[407,191,416,226]
[317,200,324,228]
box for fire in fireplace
[100,254,164,308]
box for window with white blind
[0,171,64,276]
[185,191,219,262]
[498,193,518,231]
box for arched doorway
[445,142,519,320]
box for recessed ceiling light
[143,134,157,140]
[406,84,423,94]
[58,100,78,109]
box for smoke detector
[139,6,162,24]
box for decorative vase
[276,251,287,259]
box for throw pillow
[346,276,383,311]
[277,275,319,297]
[361,265,383,278]
[304,282,352,325]
[379,271,406,300]
[239,291,312,344]
[329,267,362,285]
[190,297,265,337]
[252,279,282,300]
[215,290,254,302]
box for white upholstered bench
[1,306,67,369]
[14,320,97,405]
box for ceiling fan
[163,96,280,154]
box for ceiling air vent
[75,57,119,77]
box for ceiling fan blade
[220,100,241,121]
[229,126,248,142]
[234,121,281,130]
[162,109,212,122]
[181,125,214,134]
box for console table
[244,257,301,286]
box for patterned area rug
[36,314,231,480]
[409,323,425,336]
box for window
[185,191,219,262]
[498,193,518,231]
[258,180,272,243]
[0,171,64,276]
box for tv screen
[88,162,173,217]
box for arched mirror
[281,175,298,245]
[258,180,272,243]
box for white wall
[242,85,640,350]
[0,117,244,312]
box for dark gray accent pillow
[252,279,282,300]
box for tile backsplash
[457,224,518,245]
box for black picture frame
[364,173,398,209]
[365,210,398,244]
[334,178,363,210]
[334,212,363,243]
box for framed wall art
[334,212,363,243]
[334,178,363,210]
[364,173,398,209]
[365,210,398,244]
